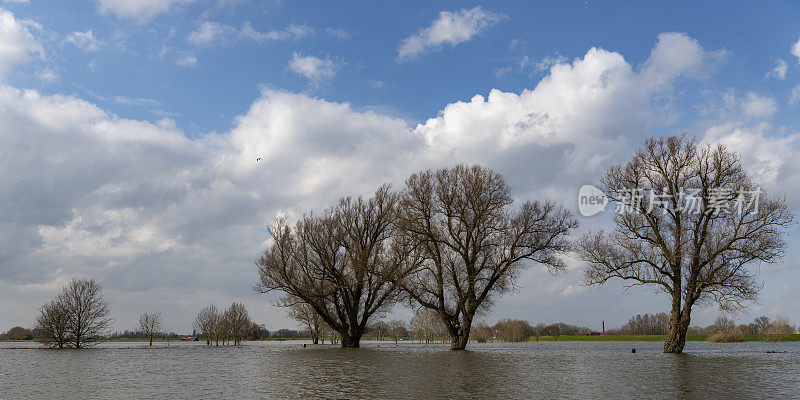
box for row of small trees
[193,303,252,346]
[256,135,794,353]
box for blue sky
[8,0,800,134]
[1,0,800,333]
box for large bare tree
[138,312,163,346]
[255,185,410,348]
[396,165,578,349]
[579,136,794,353]
[59,278,113,349]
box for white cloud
[64,30,100,51]
[241,22,313,42]
[397,6,505,61]
[187,21,236,47]
[792,84,800,104]
[0,8,43,76]
[35,67,57,83]
[113,95,163,107]
[174,51,197,67]
[95,0,196,22]
[792,36,800,62]
[187,21,313,48]
[741,92,777,118]
[704,124,800,208]
[765,59,788,80]
[4,31,797,330]
[288,53,337,85]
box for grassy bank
[528,334,800,342]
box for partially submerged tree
[194,305,221,346]
[287,300,324,344]
[34,299,69,348]
[224,302,252,346]
[59,278,113,349]
[256,185,411,348]
[386,319,407,343]
[410,308,446,344]
[138,312,163,346]
[579,136,794,353]
[397,165,578,349]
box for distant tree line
[607,313,670,335]
[689,315,797,340]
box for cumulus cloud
[288,53,338,85]
[765,59,788,80]
[0,8,43,76]
[397,6,505,61]
[64,30,100,51]
[793,36,800,62]
[95,0,196,22]
[4,30,795,330]
[704,124,800,208]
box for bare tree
[712,315,736,333]
[494,319,534,342]
[753,315,771,334]
[387,319,407,343]
[225,302,251,345]
[287,300,323,344]
[59,278,113,349]
[138,312,163,346]
[320,323,339,345]
[34,299,69,348]
[5,326,32,340]
[579,136,794,353]
[396,165,578,349]
[470,322,493,343]
[764,316,796,341]
[410,308,446,344]
[256,185,411,348]
[193,305,221,346]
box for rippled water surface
[1,340,798,399]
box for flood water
[1,340,798,399]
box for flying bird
[257,157,262,161]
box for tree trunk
[664,307,691,354]
[341,335,360,348]
[449,320,472,350]
[312,337,319,345]
[450,333,469,350]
